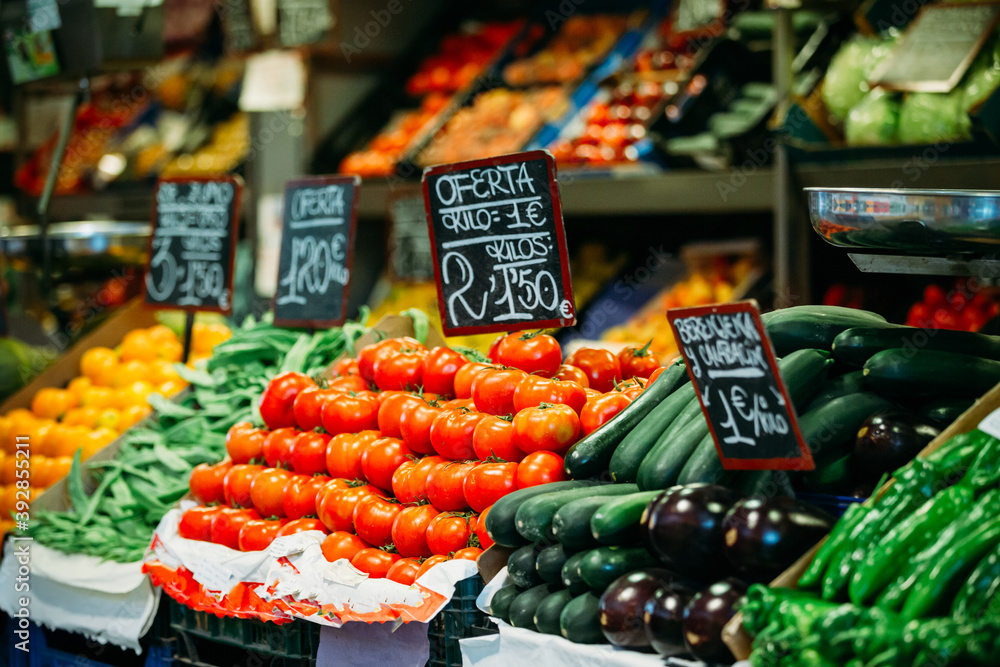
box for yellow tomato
[148,360,180,385]
[114,381,154,410]
[4,410,36,454]
[120,330,157,363]
[192,323,231,354]
[0,457,15,485]
[95,408,121,432]
[160,339,183,363]
[66,376,93,400]
[158,380,185,397]
[80,347,119,386]
[0,485,15,516]
[113,360,150,388]
[146,324,179,345]
[42,424,81,458]
[48,457,73,484]
[31,387,79,420]
[62,406,99,428]
[29,456,52,489]
[21,419,53,455]
[81,386,117,409]
[119,404,151,430]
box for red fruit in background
[618,342,660,380]
[472,369,528,416]
[326,430,380,481]
[224,464,264,508]
[352,494,401,547]
[276,517,328,537]
[475,506,494,549]
[925,284,948,307]
[378,393,423,438]
[250,467,293,518]
[360,437,413,492]
[408,455,447,502]
[226,422,266,464]
[391,504,440,557]
[426,513,476,555]
[386,558,422,585]
[552,364,589,387]
[516,451,567,488]
[463,462,517,512]
[321,392,379,435]
[512,404,581,454]
[565,348,621,393]
[933,308,961,330]
[293,387,335,432]
[453,547,483,561]
[580,393,632,436]
[262,428,300,469]
[351,548,400,578]
[317,483,378,533]
[399,400,443,455]
[321,531,371,562]
[426,461,476,511]
[332,357,360,377]
[211,507,261,550]
[239,519,285,551]
[178,506,222,542]
[473,415,524,462]
[512,376,587,415]
[453,363,494,399]
[290,431,331,475]
[189,460,231,504]
[430,410,486,460]
[493,332,562,376]
[259,372,315,429]
[423,347,469,397]
[283,474,331,519]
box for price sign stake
[668,300,815,471]
[422,150,576,336]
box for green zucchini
[590,491,660,545]
[507,544,544,589]
[677,432,737,485]
[552,492,637,551]
[832,326,1000,367]
[779,348,837,407]
[561,551,592,595]
[534,589,574,635]
[920,398,974,427]
[489,585,520,622]
[536,544,573,584]
[486,480,596,548]
[515,484,640,543]
[801,452,852,493]
[509,584,558,630]
[804,371,865,412]
[564,361,688,479]
[578,546,659,590]
[636,413,709,491]
[609,384,695,483]
[798,392,894,461]
[763,305,889,355]
[560,592,606,644]
[864,349,1000,398]
[732,469,788,497]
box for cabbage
[822,35,896,123]
[845,88,900,145]
[898,90,972,143]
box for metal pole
[772,9,796,308]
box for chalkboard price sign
[145,176,242,313]
[273,175,359,328]
[422,150,576,336]
[668,301,815,471]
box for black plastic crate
[428,576,495,667]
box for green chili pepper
[799,503,867,591]
[961,433,1000,491]
[951,545,1000,622]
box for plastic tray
[428,576,494,667]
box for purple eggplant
[643,582,695,656]
[854,410,939,479]
[721,496,835,580]
[597,569,681,649]
[682,578,747,663]
[640,484,739,579]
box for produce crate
[2,620,173,667]
[428,576,495,667]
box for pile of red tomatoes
[178,332,663,585]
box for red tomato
[494,332,561,376]
[399,400,443,455]
[475,506,494,549]
[321,393,380,435]
[453,363,494,399]
[321,531,371,562]
[512,404,581,454]
[426,461,476,511]
[293,387,336,432]
[361,437,414,491]
[487,335,504,363]
[250,467,293,518]
[422,347,469,396]
[276,517,328,537]
[314,478,351,514]
[224,464,264,508]
[416,554,450,579]
[452,547,483,561]
[283,474,331,519]
[326,430,381,481]
[408,455,447,502]
[239,519,284,551]
[426,513,476,555]
[472,415,524,462]
[211,507,261,550]
[512,376,587,415]
[328,375,372,394]
[516,451,567,488]
[189,460,231,504]
[386,558,422,585]
[391,459,418,504]
[925,284,948,307]
[353,494,402,546]
[289,431,331,476]
[618,342,660,380]
[463,462,517,512]
[580,392,632,436]
[378,393,423,438]
[351,548,400,578]
[260,372,315,429]
[391,504,440,557]
[332,357,360,377]
[374,348,427,391]
[430,410,486,460]
[552,364,589,388]
[442,398,475,409]
[358,337,425,383]
[584,388,602,400]
[933,308,961,330]
[647,366,668,385]
[317,483,378,533]
[262,427,300,469]
[622,382,645,400]
[226,422,266,464]
[178,506,222,541]
[565,348,621,393]
[472,369,528,416]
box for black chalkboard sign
[220,0,257,53]
[422,150,576,337]
[144,176,242,313]
[273,175,359,328]
[277,0,333,47]
[668,301,814,471]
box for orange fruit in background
[29,456,52,489]
[81,386,116,410]
[0,416,10,449]
[21,419,53,454]
[67,376,93,399]
[63,406,100,428]
[115,381,154,409]
[0,485,15,517]
[4,410,36,454]
[81,347,118,386]
[113,360,150,388]
[149,359,181,385]
[158,380,185,397]
[42,424,83,458]
[32,387,78,420]
[0,457,15,485]
[146,325,178,345]
[160,340,183,363]
[48,457,72,483]
[120,405,151,430]
[120,330,158,363]
[192,323,231,354]
[95,408,121,432]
